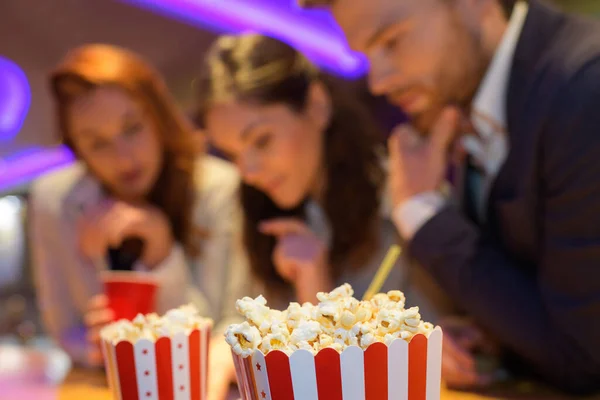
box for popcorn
[100,305,212,400]
[236,295,271,327]
[333,328,352,345]
[339,310,357,329]
[360,332,377,348]
[258,309,287,334]
[317,334,334,349]
[339,297,360,313]
[329,342,344,352]
[100,304,212,345]
[418,321,435,336]
[132,313,147,327]
[225,322,261,358]
[383,332,401,346]
[295,340,316,352]
[225,284,436,357]
[387,290,406,308]
[286,302,314,330]
[317,300,341,327]
[269,321,290,337]
[355,303,373,322]
[400,331,413,340]
[316,283,353,302]
[260,332,289,353]
[377,308,403,333]
[290,320,322,344]
[370,293,390,310]
[401,307,422,334]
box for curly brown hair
[195,34,385,294]
[50,44,201,256]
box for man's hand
[388,107,459,207]
[440,317,500,390]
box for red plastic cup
[101,271,158,321]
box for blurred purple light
[122,0,368,78]
[0,146,74,192]
[0,57,30,141]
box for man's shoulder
[550,10,600,78]
[521,1,600,84]
[543,10,600,115]
[515,3,600,120]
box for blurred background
[0,0,597,389]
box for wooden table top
[2,368,578,400]
[3,373,486,400]
[0,344,592,400]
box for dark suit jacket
[408,0,600,394]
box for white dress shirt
[393,1,529,239]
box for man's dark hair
[296,0,329,6]
[299,0,522,17]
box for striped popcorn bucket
[232,327,442,400]
[101,325,211,400]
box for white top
[30,155,251,365]
[394,1,529,238]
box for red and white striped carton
[101,324,212,400]
[232,326,442,400]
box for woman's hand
[259,218,332,303]
[207,336,237,400]
[78,200,174,268]
[78,201,113,260]
[83,294,114,367]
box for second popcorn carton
[226,284,443,400]
[100,304,213,400]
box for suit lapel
[485,0,567,248]
[488,0,565,206]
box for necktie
[465,156,485,225]
[460,110,508,224]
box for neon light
[122,0,367,78]
[0,57,31,141]
[0,146,74,192]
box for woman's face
[67,86,163,201]
[205,90,328,209]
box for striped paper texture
[233,326,442,400]
[101,326,211,400]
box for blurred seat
[0,191,40,344]
[0,342,71,385]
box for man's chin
[409,106,446,135]
[409,114,435,135]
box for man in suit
[299,0,600,394]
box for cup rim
[100,270,159,286]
